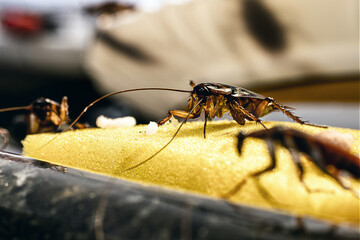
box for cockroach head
[193,83,211,98]
[32,98,53,120]
[237,132,247,155]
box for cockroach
[0,96,86,149]
[223,126,360,199]
[0,128,9,150]
[158,81,326,138]
[59,81,325,171]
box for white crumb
[169,116,179,127]
[96,115,136,129]
[163,115,179,127]
[145,121,158,135]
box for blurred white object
[314,130,354,152]
[169,115,179,127]
[96,115,136,128]
[145,121,158,135]
[85,0,358,117]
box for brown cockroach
[0,97,86,149]
[158,81,326,138]
[223,126,360,199]
[59,81,325,171]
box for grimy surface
[23,121,360,225]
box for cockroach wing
[231,87,265,99]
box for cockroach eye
[32,98,50,108]
[32,98,52,120]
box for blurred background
[0,0,358,153]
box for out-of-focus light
[1,10,43,36]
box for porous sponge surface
[23,121,360,225]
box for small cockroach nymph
[223,126,360,200]
[25,97,71,134]
[0,97,86,149]
[0,128,9,150]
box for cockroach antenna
[0,105,31,113]
[124,98,204,171]
[40,87,192,149]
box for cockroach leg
[287,148,312,193]
[253,176,287,207]
[249,138,286,205]
[158,110,198,126]
[203,95,216,138]
[221,180,248,199]
[230,100,267,129]
[222,138,281,205]
[267,98,306,124]
[267,98,326,128]
[282,134,312,192]
[203,116,208,138]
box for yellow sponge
[22,121,360,225]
